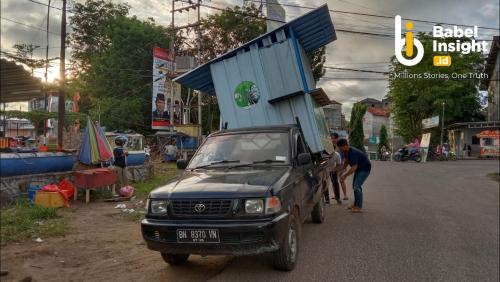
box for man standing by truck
[337,138,371,213]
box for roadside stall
[478,130,500,158]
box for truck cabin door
[294,133,316,220]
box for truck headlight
[265,196,281,214]
[150,200,169,214]
[245,199,264,214]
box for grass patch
[121,210,145,222]
[0,200,68,245]
[134,162,183,198]
[487,172,500,182]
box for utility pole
[197,0,202,140]
[169,0,175,129]
[169,0,203,137]
[57,0,66,150]
[45,0,51,83]
[440,101,445,148]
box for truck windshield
[188,132,290,169]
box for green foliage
[1,110,87,135]
[388,33,484,143]
[134,163,182,198]
[70,0,169,133]
[378,125,390,152]
[349,103,367,152]
[0,200,68,244]
[70,0,130,76]
[193,5,266,63]
[308,46,326,82]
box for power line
[188,2,497,42]
[324,66,389,75]
[243,0,500,31]
[0,17,60,35]
[27,0,62,10]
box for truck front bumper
[141,213,289,256]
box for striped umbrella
[79,117,113,165]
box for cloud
[1,0,498,115]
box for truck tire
[311,196,325,223]
[273,212,300,271]
[161,253,189,265]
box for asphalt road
[208,160,499,282]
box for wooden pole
[57,0,66,150]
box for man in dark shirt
[337,138,371,213]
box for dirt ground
[0,200,233,282]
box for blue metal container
[0,152,75,177]
[174,5,336,154]
[127,151,146,166]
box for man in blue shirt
[337,138,371,213]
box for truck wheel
[161,253,190,265]
[273,213,300,271]
[311,196,325,223]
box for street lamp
[440,102,445,148]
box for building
[0,118,35,138]
[447,121,500,158]
[363,107,390,140]
[322,99,342,131]
[359,98,385,109]
[482,36,499,122]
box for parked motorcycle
[393,146,422,162]
[380,150,391,161]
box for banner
[420,133,431,162]
[422,116,439,129]
[152,47,181,130]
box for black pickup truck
[141,125,331,271]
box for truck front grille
[171,199,233,216]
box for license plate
[177,229,220,243]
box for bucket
[28,185,42,203]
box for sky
[1,0,499,115]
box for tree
[388,33,484,142]
[70,0,170,133]
[308,47,326,82]
[70,0,130,76]
[349,103,367,152]
[191,5,266,64]
[378,124,389,153]
[3,44,45,75]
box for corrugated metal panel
[210,39,328,153]
[174,4,335,95]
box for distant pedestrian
[113,135,129,192]
[337,139,371,213]
[329,133,342,204]
[467,144,472,157]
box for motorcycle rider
[407,138,420,157]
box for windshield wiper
[192,160,241,170]
[252,159,286,164]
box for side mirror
[176,159,188,170]
[297,153,312,166]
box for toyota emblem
[194,203,206,213]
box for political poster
[152,47,182,130]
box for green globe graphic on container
[234,81,260,109]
